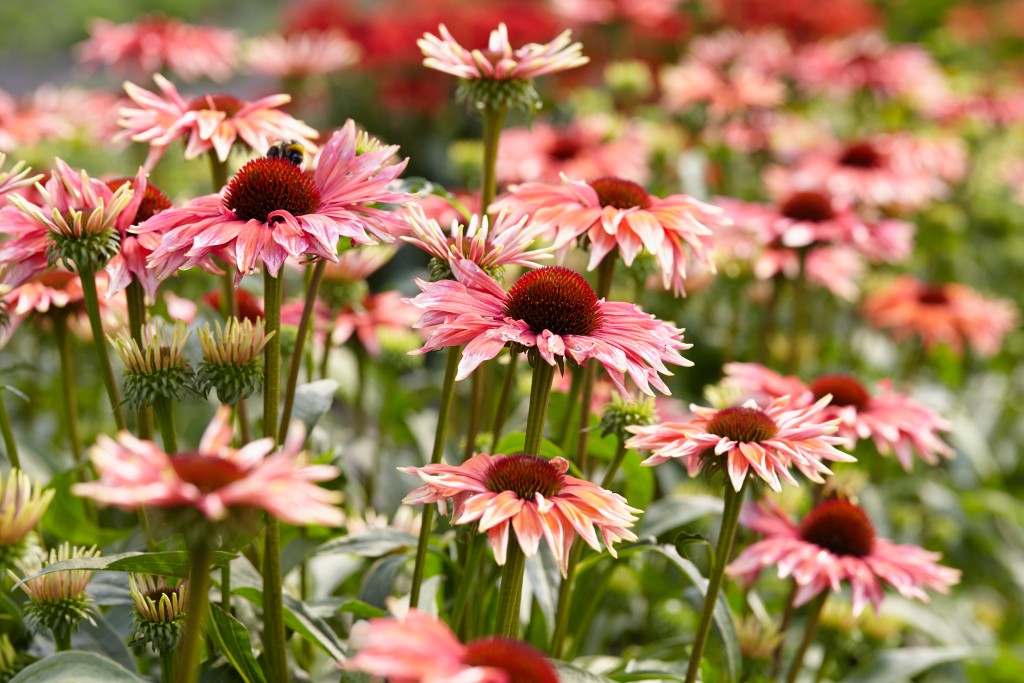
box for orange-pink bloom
[73,406,344,527]
[862,276,1018,356]
[401,453,640,575]
[626,396,855,492]
[727,499,961,615]
[116,74,318,169]
[346,609,558,683]
[407,263,693,397]
[495,175,727,296]
[244,30,360,78]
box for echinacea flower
[110,320,194,411]
[73,405,344,527]
[196,317,273,404]
[496,175,727,296]
[136,120,409,282]
[403,204,551,279]
[116,74,318,169]
[346,609,558,683]
[0,469,55,566]
[12,543,100,642]
[244,29,360,78]
[625,396,855,492]
[727,499,961,615]
[77,16,238,82]
[103,170,174,301]
[408,262,692,397]
[401,452,640,575]
[551,0,683,27]
[128,574,188,652]
[328,290,421,357]
[862,276,1018,356]
[723,363,953,470]
[0,153,41,198]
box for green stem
[125,281,154,440]
[279,259,326,441]
[770,581,800,678]
[409,346,463,609]
[220,564,231,615]
[451,532,486,639]
[756,276,780,365]
[153,397,178,454]
[260,271,287,683]
[489,350,520,452]
[53,627,71,652]
[492,535,527,639]
[0,394,19,469]
[236,399,252,444]
[575,254,616,474]
[463,370,484,460]
[556,367,582,452]
[523,361,556,456]
[52,312,84,462]
[78,263,127,430]
[785,252,808,374]
[207,152,229,192]
[160,647,176,683]
[684,481,747,683]
[601,439,629,489]
[176,540,213,683]
[480,104,508,214]
[786,592,828,683]
[353,341,369,439]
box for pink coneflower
[73,406,344,526]
[116,74,318,169]
[765,134,959,212]
[408,263,693,397]
[0,88,72,152]
[245,29,360,78]
[401,452,639,575]
[403,204,552,277]
[137,120,409,282]
[496,175,727,296]
[0,154,40,199]
[625,395,854,492]
[328,290,421,356]
[346,609,558,683]
[418,23,588,81]
[77,16,238,82]
[551,0,682,27]
[862,276,1018,357]
[727,499,961,615]
[103,170,174,301]
[415,191,482,229]
[723,363,953,470]
[497,116,650,186]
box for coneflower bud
[196,317,273,404]
[12,543,99,649]
[128,574,187,653]
[110,320,194,412]
[457,78,542,114]
[0,469,56,567]
[599,395,656,443]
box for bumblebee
[266,140,306,167]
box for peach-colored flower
[77,16,238,82]
[722,363,953,470]
[73,406,344,526]
[626,395,854,492]
[496,116,650,186]
[551,0,682,27]
[727,499,961,615]
[245,29,360,78]
[407,263,693,397]
[329,290,421,356]
[346,609,558,683]
[418,23,588,81]
[0,88,73,152]
[137,121,408,281]
[102,169,174,302]
[116,74,318,169]
[862,276,1018,356]
[401,452,640,575]
[495,175,727,296]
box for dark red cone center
[589,176,652,210]
[106,178,172,224]
[810,374,871,411]
[917,285,950,306]
[838,141,882,169]
[780,190,835,223]
[223,158,321,223]
[707,406,779,443]
[187,94,245,116]
[799,499,876,557]
[170,453,247,493]
[484,454,564,500]
[502,266,603,337]
[463,638,558,683]
[548,134,583,161]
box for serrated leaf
[9,651,145,682]
[208,606,267,683]
[291,380,339,433]
[13,550,236,589]
[314,528,417,558]
[841,646,995,683]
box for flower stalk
[489,350,520,451]
[125,280,154,440]
[0,392,19,468]
[786,592,828,683]
[279,259,326,440]
[575,253,617,474]
[176,540,213,683]
[78,263,127,431]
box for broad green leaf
[9,651,145,682]
[554,661,617,682]
[41,470,132,546]
[620,453,654,512]
[235,587,347,661]
[358,554,406,609]
[208,606,267,683]
[314,528,417,558]
[291,380,339,433]
[13,550,236,588]
[638,493,723,538]
[338,599,387,619]
[841,646,995,683]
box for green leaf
[338,599,387,619]
[9,651,145,682]
[41,470,133,546]
[553,661,618,682]
[638,493,723,538]
[235,588,348,661]
[494,431,565,460]
[291,380,339,433]
[620,453,654,511]
[208,606,267,683]
[314,528,417,558]
[841,646,996,683]
[13,550,236,588]
[611,674,687,682]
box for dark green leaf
[235,588,348,661]
[13,550,236,588]
[314,528,417,558]
[338,599,387,619]
[208,606,267,683]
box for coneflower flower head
[12,543,99,642]
[599,394,657,442]
[0,153,42,198]
[110,319,194,411]
[0,469,56,567]
[196,317,273,404]
[128,574,187,652]
[7,159,134,272]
